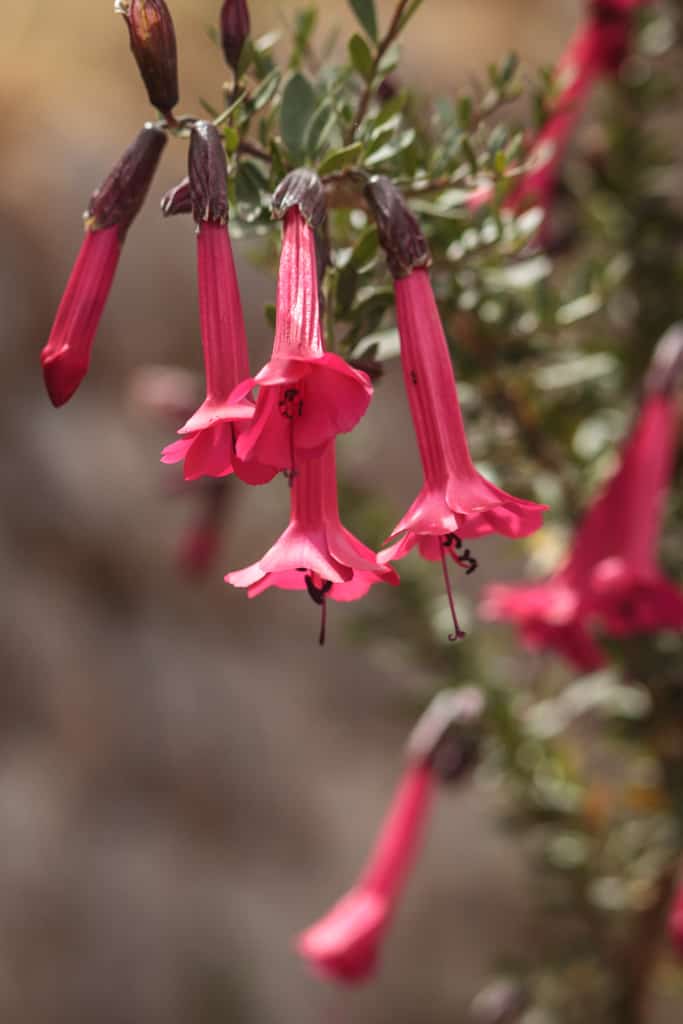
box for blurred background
[0,2,667,1022]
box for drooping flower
[468,1,644,230]
[507,0,638,218]
[668,884,683,958]
[482,325,683,664]
[225,442,398,642]
[231,170,373,481]
[161,122,274,485]
[177,480,229,578]
[116,0,179,117]
[298,688,485,983]
[41,125,166,407]
[365,177,547,639]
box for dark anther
[304,575,333,606]
[410,370,418,385]
[279,387,301,419]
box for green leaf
[264,303,276,328]
[364,128,415,167]
[317,142,363,176]
[235,162,263,221]
[199,97,219,118]
[251,69,281,111]
[347,0,377,42]
[306,101,337,157]
[224,125,239,154]
[280,72,317,160]
[350,225,379,268]
[377,44,400,76]
[349,33,374,81]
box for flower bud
[116,0,179,115]
[188,122,229,224]
[406,687,485,784]
[364,175,431,279]
[220,0,250,73]
[87,124,167,238]
[272,168,326,229]
[160,176,191,216]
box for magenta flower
[506,0,642,223]
[298,688,484,983]
[584,393,683,634]
[299,760,434,982]
[41,126,166,406]
[225,442,398,642]
[668,885,683,958]
[482,327,683,665]
[366,176,546,639]
[232,170,373,481]
[161,122,274,485]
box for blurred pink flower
[668,884,683,957]
[379,267,546,638]
[298,760,433,982]
[233,208,373,480]
[226,443,398,640]
[482,393,683,665]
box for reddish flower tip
[41,226,121,407]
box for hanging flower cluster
[40,0,546,643]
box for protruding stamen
[439,539,466,642]
[304,574,333,644]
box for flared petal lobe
[225,444,398,602]
[234,210,372,477]
[41,227,121,407]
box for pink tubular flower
[225,443,398,642]
[468,1,645,224]
[41,125,166,406]
[232,170,373,480]
[298,688,485,983]
[365,177,546,639]
[161,122,274,485]
[668,884,683,958]
[482,325,683,665]
[299,761,433,982]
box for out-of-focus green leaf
[318,142,363,176]
[280,72,317,160]
[349,33,374,80]
[347,0,378,42]
[251,69,281,111]
[364,128,415,167]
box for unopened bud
[272,168,326,229]
[116,0,179,115]
[161,176,191,216]
[220,0,250,73]
[644,324,683,397]
[406,687,485,783]
[364,175,431,278]
[188,122,229,224]
[87,124,167,238]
